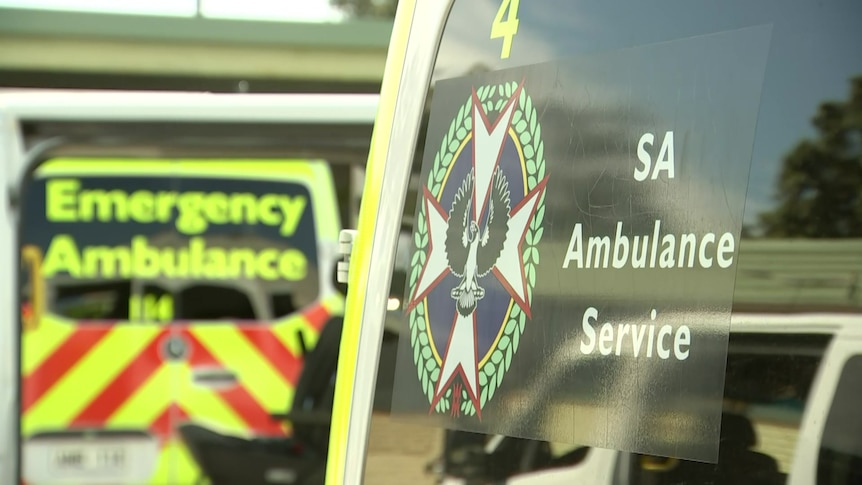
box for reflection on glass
[367,0,862,483]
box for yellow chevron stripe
[176,362,247,433]
[173,437,202,485]
[272,315,317,357]
[22,327,162,434]
[322,294,346,317]
[151,438,200,485]
[108,364,173,428]
[21,316,74,375]
[190,326,291,414]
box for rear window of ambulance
[21,168,320,323]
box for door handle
[191,368,239,390]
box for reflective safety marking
[21,317,74,375]
[272,316,317,357]
[22,327,111,412]
[108,364,173,431]
[151,437,198,484]
[302,303,331,332]
[24,326,160,428]
[149,403,189,441]
[71,331,166,426]
[239,329,303,386]
[190,326,291,417]
[176,363,248,432]
[184,332,284,435]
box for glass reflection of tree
[760,76,862,238]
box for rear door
[20,160,181,484]
[163,160,344,484]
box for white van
[429,312,862,484]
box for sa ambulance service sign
[391,26,771,462]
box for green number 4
[491,0,520,59]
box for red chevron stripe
[239,329,302,385]
[303,303,330,331]
[150,403,190,442]
[22,327,112,412]
[183,332,285,436]
[70,332,166,426]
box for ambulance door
[329,0,862,484]
[19,161,177,485]
[166,160,341,485]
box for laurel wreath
[408,81,547,417]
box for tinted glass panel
[370,0,862,482]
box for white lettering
[578,308,693,361]
[717,232,735,268]
[562,221,735,270]
[635,132,654,182]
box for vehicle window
[369,0,862,482]
[818,355,862,485]
[21,161,320,324]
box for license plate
[51,447,127,473]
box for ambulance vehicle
[0,89,377,485]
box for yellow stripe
[190,326,291,414]
[21,316,73,375]
[151,438,200,484]
[173,437,202,484]
[37,158,318,179]
[175,363,247,433]
[107,364,173,428]
[22,327,161,434]
[272,315,319,357]
[322,294,346,317]
[325,0,417,482]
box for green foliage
[759,76,862,238]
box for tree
[330,0,398,18]
[760,76,862,238]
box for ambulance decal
[405,81,548,418]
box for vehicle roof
[730,312,862,337]
[0,89,379,124]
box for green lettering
[46,179,79,222]
[128,191,155,223]
[228,248,257,279]
[176,193,206,235]
[204,192,228,224]
[190,237,205,277]
[258,195,281,226]
[83,246,131,278]
[278,249,307,280]
[132,236,160,278]
[155,192,177,223]
[41,235,81,277]
[203,247,227,279]
[230,193,258,226]
[79,189,129,222]
[256,249,279,280]
[278,195,307,236]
